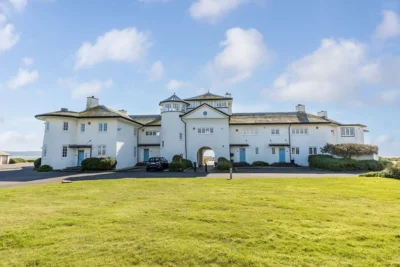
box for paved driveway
[0,164,364,188]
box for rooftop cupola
[159,93,190,113]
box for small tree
[321,143,378,159]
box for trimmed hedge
[36,165,53,172]
[169,161,185,172]
[217,157,230,163]
[217,162,233,171]
[34,158,41,169]
[81,157,117,171]
[182,159,193,170]
[9,158,27,164]
[252,161,269,167]
[360,164,400,179]
[309,155,384,172]
[172,155,183,162]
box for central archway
[197,147,215,167]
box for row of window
[146,131,160,136]
[198,127,214,134]
[47,122,109,133]
[265,147,318,155]
[188,101,228,109]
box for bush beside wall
[81,157,117,171]
[36,165,53,172]
[9,158,27,164]
[309,155,384,172]
[34,158,41,169]
[217,162,233,171]
[252,161,269,167]
[169,161,185,172]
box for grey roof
[184,92,232,101]
[230,112,366,126]
[0,151,10,156]
[159,94,189,105]
[129,115,161,126]
[36,105,144,125]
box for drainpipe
[180,116,187,159]
[137,125,144,163]
[288,124,292,161]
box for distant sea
[5,151,41,159]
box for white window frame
[99,123,108,132]
[292,128,308,135]
[63,122,69,131]
[162,141,164,148]
[271,129,280,135]
[179,132,183,140]
[81,123,85,132]
[309,147,318,155]
[272,148,276,154]
[341,127,355,137]
[292,147,300,155]
[255,147,259,154]
[134,146,137,157]
[45,122,50,131]
[62,145,68,158]
[244,128,259,135]
[198,127,214,135]
[43,145,47,158]
[97,145,106,157]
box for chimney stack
[118,109,127,114]
[225,92,232,98]
[318,111,328,119]
[296,104,305,113]
[86,96,99,110]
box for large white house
[35,92,368,170]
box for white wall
[116,120,138,169]
[160,111,185,162]
[138,146,160,161]
[0,155,10,165]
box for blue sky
[0,0,399,156]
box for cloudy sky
[0,0,399,155]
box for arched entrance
[197,147,215,167]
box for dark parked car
[146,157,169,171]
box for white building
[35,93,368,170]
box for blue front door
[239,148,246,162]
[77,150,84,166]
[144,149,150,162]
[279,148,286,163]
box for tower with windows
[159,94,190,161]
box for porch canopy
[268,143,290,147]
[68,144,92,148]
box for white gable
[183,105,228,120]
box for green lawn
[1,178,400,266]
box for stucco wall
[160,112,185,162]
[116,120,138,169]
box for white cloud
[7,68,39,89]
[59,78,113,98]
[0,130,41,151]
[22,57,33,66]
[189,0,250,22]
[75,28,152,69]
[379,89,400,106]
[148,60,164,82]
[374,134,395,144]
[374,10,400,40]
[205,27,271,85]
[166,79,192,91]
[266,39,379,103]
[0,17,19,52]
[8,0,27,12]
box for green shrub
[9,158,27,164]
[217,157,230,163]
[36,165,53,172]
[309,155,383,172]
[252,161,269,167]
[379,157,393,168]
[169,161,185,172]
[217,162,233,171]
[26,159,35,163]
[172,155,183,162]
[360,164,400,179]
[34,158,41,169]
[81,157,117,171]
[182,159,193,169]
[321,143,378,159]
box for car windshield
[148,157,161,162]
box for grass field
[1,178,400,266]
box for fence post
[229,168,232,180]
[193,162,197,172]
[205,164,208,173]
